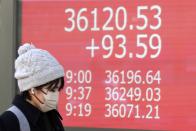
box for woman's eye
[50,88,58,92]
[50,89,55,92]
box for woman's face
[29,85,48,109]
[29,81,61,111]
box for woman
[0,43,65,131]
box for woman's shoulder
[0,110,20,131]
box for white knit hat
[15,43,65,92]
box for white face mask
[39,90,59,112]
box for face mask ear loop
[31,88,45,104]
[40,89,47,95]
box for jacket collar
[12,94,43,126]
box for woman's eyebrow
[45,82,54,90]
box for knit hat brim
[18,65,64,92]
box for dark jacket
[0,95,65,131]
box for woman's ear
[30,88,35,95]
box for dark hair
[22,77,64,100]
